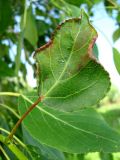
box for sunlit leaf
[113,48,120,74]
[113,28,120,42]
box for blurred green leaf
[113,28,120,42]
[64,153,84,160]
[51,0,81,17]
[117,13,120,23]
[102,108,120,133]
[93,44,99,59]
[0,44,9,57]
[63,0,101,7]
[64,0,84,6]
[64,3,81,17]
[0,0,12,34]
[99,152,113,160]
[23,6,38,48]
[113,48,120,74]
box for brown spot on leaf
[88,36,97,59]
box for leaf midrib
[44,26,82,97]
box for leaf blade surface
[19,94,120,153]
[34,11,110,111]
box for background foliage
[0,0,120,159]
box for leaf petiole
[7,96,44,141]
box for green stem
[0,145,10,160]
[0,103,20,119]
[0,92,20,97]
[0,128,25,148]
[107,0,117,7]
[0,135,28,160]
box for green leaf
[56,0,81,17]
[0,44,9,57]
[113,48,120,74]
[113,28,120,42]
[63,0,84,6]
[117,13,120,23]
[34,11,110,112]
[0,59,14,77]
[0,135,28,160]
[99,152,113,160]
[22,127,65,160]
[63,3,81,17]
[19,94,120,153]
[63,0,101,7]
[64,153,84,160]
[0,0,12,34]
[23,6,38,48]
[102,108,120,133]
[93,44,99,60]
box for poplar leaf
[34,11,110,112]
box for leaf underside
[34,10,110,112]
[19,95,120,153]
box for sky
[91,2,120,90]
[26,2,120,90]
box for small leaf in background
[113,28,120,42]
[99,152,113,160]
[51,0,81,18]
[19,94,120,153]
[23,6,38,48]
[113,48,120,74]
[102,108,120,133]
[64,3,81,17]
[64,0,85,6]
[34,11,110,112]
[93,44,99,60]
[63,0,101,7]
[0,0,12,34]
[117,13,120,23]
